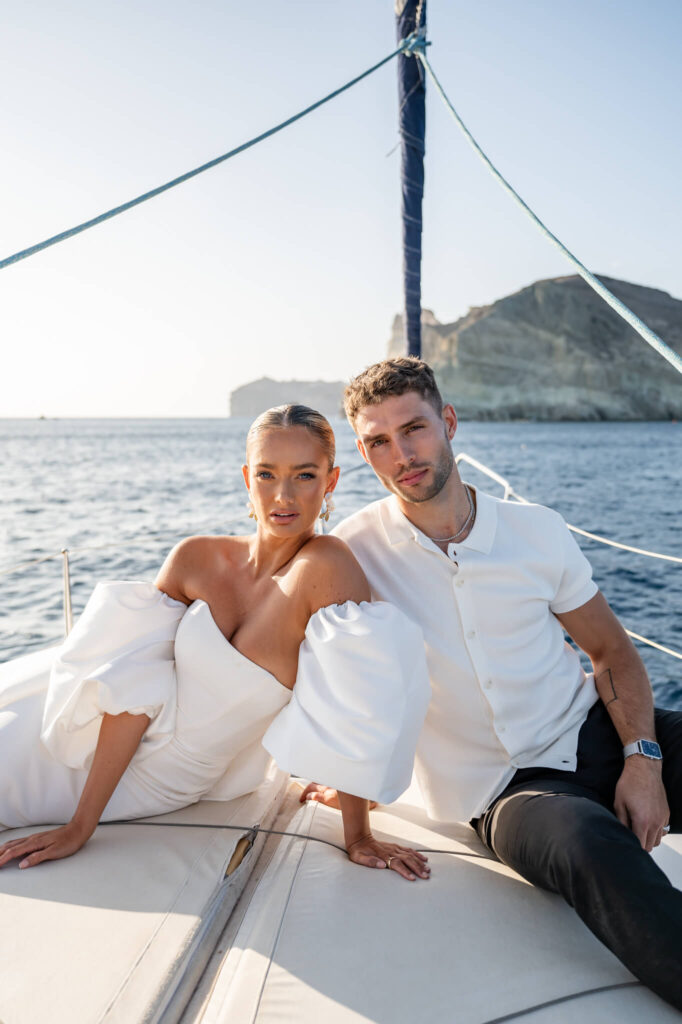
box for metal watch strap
[623,739,663,760]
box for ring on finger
[663,824,671,833]
[386,856,394,869]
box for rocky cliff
[229,377,345,419]
[230,277,682,421]
[388,276,682,420]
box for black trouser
[473,701,682,1010]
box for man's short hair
[343,356,444,425]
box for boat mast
[395,0,426,357]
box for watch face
[640,740,662,758]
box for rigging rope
[416,51,682,377]
[0,43,410,271]
[2,26,680,384]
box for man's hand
[614,757,670,852]
[0,821,93,870]
[346,833,430,881]
[299,783,378,810]
[557,594,671,852]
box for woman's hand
[335,792,428,880]
[346,833,430,881]
[0,821,93,870]
[1,710,153,872]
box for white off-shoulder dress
[0,582,430,831]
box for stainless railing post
[61,548,74,636]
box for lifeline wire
[417,51,682,377]
[2,451,680,662]
[100,819,491,857]
[481,982,641,1024]
[102,819,346,853]
[507,489,682,564]
[454,453,682,564]
[0,43,410,271]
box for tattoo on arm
[597,667,618,707]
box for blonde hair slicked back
[246,404,336,469]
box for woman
[0,406,430,882]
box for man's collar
[378,486,498,554]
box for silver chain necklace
[427,485,475,543]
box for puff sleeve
[262,601,431,804]
[41,581,186,769]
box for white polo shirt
[333,488,599,822]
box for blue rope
[418,52,682,378]
[0,43,411,272]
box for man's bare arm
[556,591,669,851]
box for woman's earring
[319,492,335,523]
[246,498,257,521]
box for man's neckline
[380,486,498,554]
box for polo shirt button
[498,725,506,733]
[466,630,476,639]
[455,578,464,587]
[484,680,493,689]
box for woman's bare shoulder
[295,535,371,613]
[155,534,246,602]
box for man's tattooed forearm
[597,667,618,707]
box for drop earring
[319,492,335,523]
[246,498,257,521]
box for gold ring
[386,856,394,869]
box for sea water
[1,417,680,706]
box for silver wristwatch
[623,739,663,760]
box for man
[308,356,681,1009]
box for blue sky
[2,0,680,416]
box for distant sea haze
[1,418,680,706]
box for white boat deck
[189,780,682,1024]
[0,765,288,1024]
[2,769,681,1023]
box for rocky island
[230,275,682,420]
[229,377,345,419]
